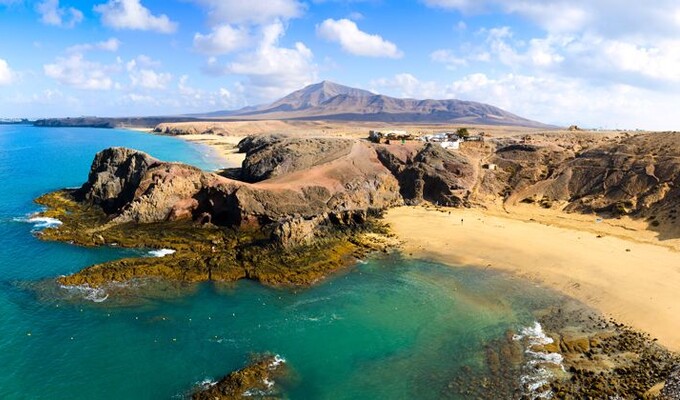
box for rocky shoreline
[191,354,288,400]
[34,135,473,289]
[448,300,680,399]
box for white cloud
[67,38,121,53]
[424,0,680,39]
[126,56,171,89]
[433,26,680,89]
[371,72,680,130]
[94,0,177,34]
[226,21,317,101]
[193,24,250,55]
[36,0,83,28]
[0,58,14,85]
[370,73,441,99]
[317,18,403,58]
[128,67,171,89]
[44,54,119,90]
[191,0,304,25]
[430,49,468,69]
[176,75,245,110]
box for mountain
[198,81,552,128]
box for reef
[191,354,287,400]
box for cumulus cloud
[317,18,403,58]
[0,58,14,85]
[371,72,680,130]
[126,56,172,89]
[225,21,317,101]
[36,0,83,28]
[44,54,119,90]
[432,26,680,90]
[94,0,177,34]
[193,24,250,55]
[191,0,304,25]
[177,75,245,110]
[370,73,441,99]
[424,0,680,39]
[67,38,121,53]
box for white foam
[59,284,109,303]
[197,378,217,390]
[14,215,63,229]
[148,248,176,257]
[514,321,565,400]
[270,354,286,368]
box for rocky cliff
[70,136,482,244]
[484,132,680,235]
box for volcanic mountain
[199,81,550,127]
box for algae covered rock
[192,354,288,400]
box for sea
[0,125,566,399]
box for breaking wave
[13,215,63,230]
[59,284,109,303]
[513,321,564,399]
[148,248,176,257]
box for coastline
[385,205,680,351]
[175,133,245,168]
[122,126,244,169]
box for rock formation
[487,132,680,235]
[192,355,287,400]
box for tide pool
[0,125,562,399]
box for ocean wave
[148,248,176,257]
[514,321,565,399]
[59,283,109,303]
[13,215,63,230]
[270,354,286,367]
[196,378,217,390]
[58,280,138,303]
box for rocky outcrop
[493,132,680,232]
[69,140,401,244]
[238,135,353,182]
[376,143,476,206]
[192,355,287,400]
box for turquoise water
[0,126,559,399]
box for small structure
[482,163,498,170]
[368,129,413,143]
[419,132,462,150]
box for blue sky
[1,0,679,129]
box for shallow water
[0,126,565,399]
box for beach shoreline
[385,204,680,352]
[176,133,245,169]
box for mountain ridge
[198,80,553,128]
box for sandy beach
[174,134,245,168]
[385,205,680,351]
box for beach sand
[176,134,245,168]
[385,205,680,351]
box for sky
[0,0,679,129]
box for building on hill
[368,130,413,143]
